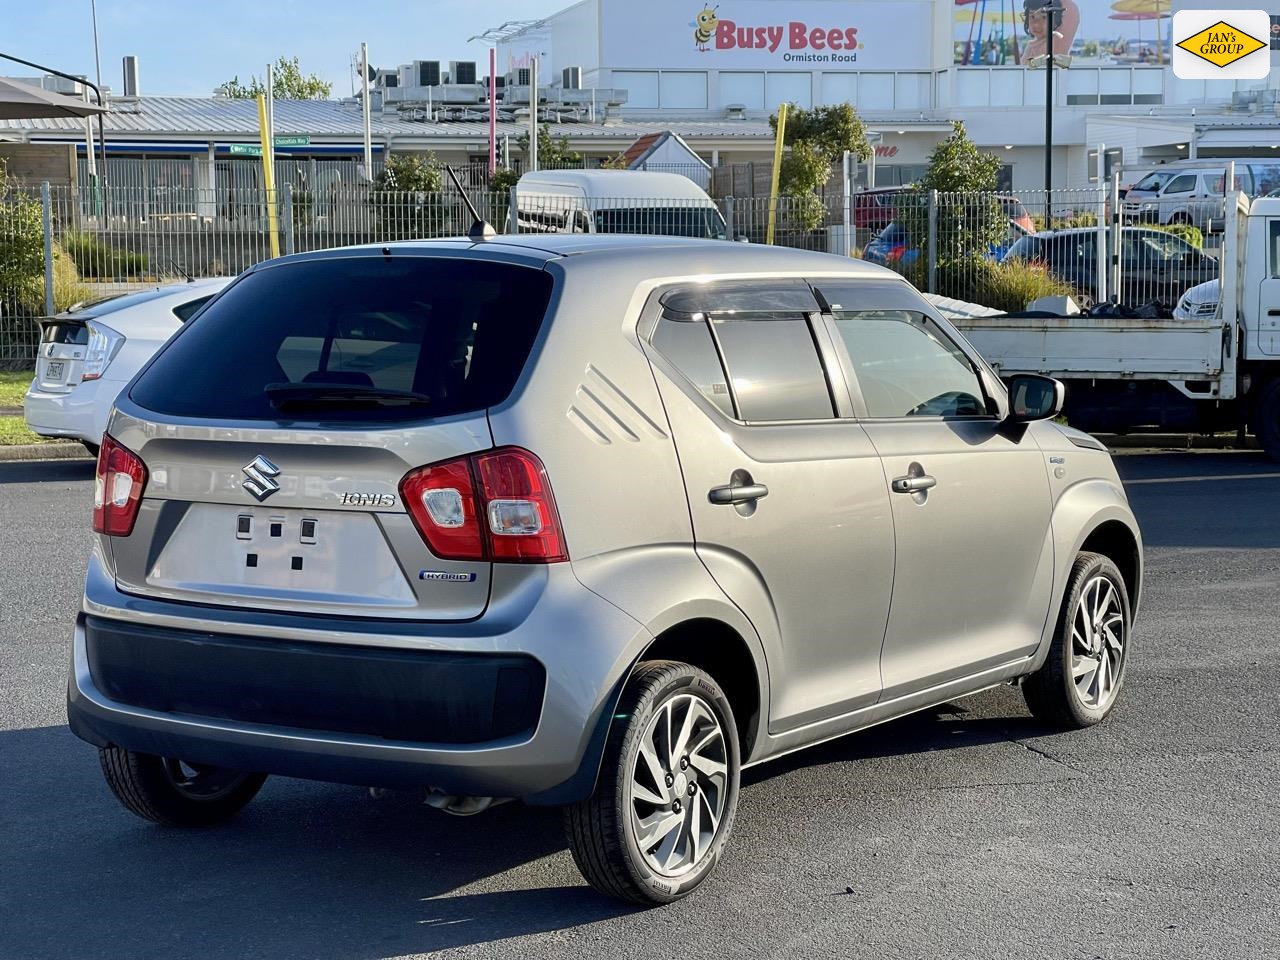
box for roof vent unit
[122,55,139,97]
[562,66,582,90]
[450,61,477,85]
[417,60,441,87]
[725,103,747,119]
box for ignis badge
[1172,10,1270,79]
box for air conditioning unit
[512,67,531,87]
[450,61,477,85]
[562,66,582,90]
[416,60,441,87]
[376,69,399,89]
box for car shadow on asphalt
[1,699,1057,959]
[740,696,1056,789]
[0,725,639,959]
[0,458,95,485]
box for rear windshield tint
[130,256,554,422]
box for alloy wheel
[627,693,730,877]
[1070,574,1126,710]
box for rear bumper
[23,379,110,443]
[68,556,649,802]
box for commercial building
[2,0,1278,196]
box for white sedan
[1173,279,1220,321]
[24,278,231,454]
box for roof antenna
[444,165,497,240]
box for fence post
[1095,184,1108,304]
[724,195,735,241]
[280,182,296,256]
[41,182,54,316]
[508,186,519,234]
[841,150,852,258]
[927,189,938,295]
[1109,172,1121,304]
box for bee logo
[689,5,719,52]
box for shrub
[61,231,149,279]
[1151,221,1204,249]
[903,257,1081,313]
[371,152,448,238]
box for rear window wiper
[264,381,433,410]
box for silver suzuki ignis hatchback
[69,235,1141,904]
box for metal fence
[2,179,1231,365]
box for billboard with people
[954,0,1172,66]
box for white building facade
[494,0,1280,188]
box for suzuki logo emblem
[242,455,281,501]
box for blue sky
[9,0,569,97]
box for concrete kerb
[0,443,93,462]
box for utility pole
[90,0,106,194]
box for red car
[855,188,1035,234]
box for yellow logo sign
[1176,21,1266,68]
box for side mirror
[1006,374,1065,423]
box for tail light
[400,447,567,563]
[81,322,125,381]
[93,434,147,536]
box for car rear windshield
[130,256,554,422]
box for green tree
[898,121,1006,286]
[0,160,49,322]
[517,127,582,169]
[370,152,446,238]
[768,103,871,230]
[219,56,331,100]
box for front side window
[1163,174,1197,195]
[829,311,986,418]
[814,281,987,420]
[1269,221,1280,278]
[1133,171,1173,192]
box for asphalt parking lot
[1,451,1277,960]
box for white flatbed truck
[948,194,1280,461]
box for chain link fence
[2,179,1231,366]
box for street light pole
[1043,1,1062,199]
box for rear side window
[171,296,213,323]
[650,280,833,423]
[131,257,554,422]
[594,207,725,239]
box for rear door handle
[708,483,769,505]
[891,474,937,494]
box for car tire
[1252,379,1280,463]
[99,746,267,827]
[1023,552,1132,729]
[564,660,740,905]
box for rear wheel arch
[639,618,764,763]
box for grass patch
[0,415,57,446]
[0,370,33,408]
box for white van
[1122,161,1280,231]
[514,170,728,240]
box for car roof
[261,234,903,281]
[1025,226,1159,239]
[517,169,713,201]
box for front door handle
[708,482,769,505]
[891,474,937,494]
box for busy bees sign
[602,0,934,70]
[1172,9,1270,78]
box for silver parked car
[68,235,1142,905]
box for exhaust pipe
[367,785,507,815]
